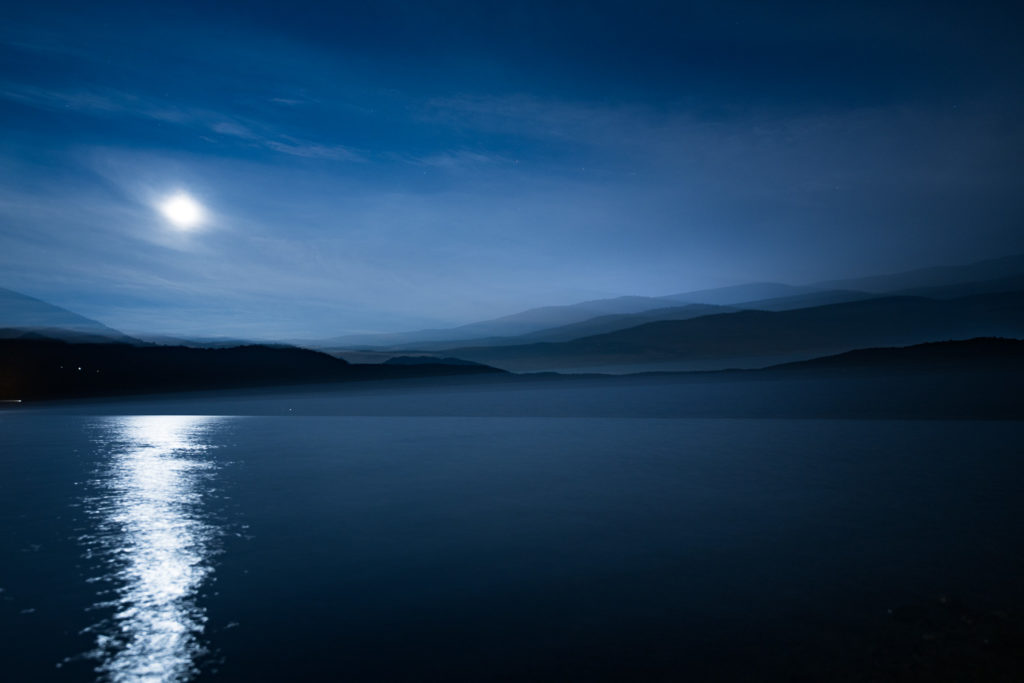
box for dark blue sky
[1,0,1022,337]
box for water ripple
[79,416,224,683]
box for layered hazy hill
[0,287,135,343]
[0,286,511,399]
[433,291,1024,372]
[5,253,1024,378]
[332,303,736,354]
[311,295,680,348]
[659,282,818,305]
[312,253,1024,372]
[818,253,1024,293]
[318,254,1024,357]
[386,292,887,354]
[314,283,818,350]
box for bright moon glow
[159,193,204,229]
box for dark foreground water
[3,393,1024,680]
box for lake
[3,381,1024,681]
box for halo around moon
[159,193,204,229]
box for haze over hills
[331,304,735,355]
[314,284,827,350]
[312,285,833,350]
[3,253,1024,377]
[890,274,1024,299]
[436,292,1024,373]
[0,287,135,343]
[818,253,1024,293]
[3,268,1024,397]
[660,282,817,306]
[326,291,883,357]
[733,289,876,312]
[309,295,686,348]
[316,253,1024,352]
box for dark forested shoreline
[0,338,505,400]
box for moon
[159,193,204,229]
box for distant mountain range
[316,253,1024,354]
[313,283,818,349]
[435,292,1024,372]
[4,252,1024,376]
[310,295,690,348]
[337,303,735,353]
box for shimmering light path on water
[3,408,1024,682]
[79,416,223,682]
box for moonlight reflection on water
[80,416,224,682]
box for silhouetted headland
[0,338,505,400]
[763,337,1024,375]
[6,337,1024,421]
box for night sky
[1,1,1022,338]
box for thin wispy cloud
[263,139,364,162]
[406,150,507,169]
[0,83,363,163]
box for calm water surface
[2,409,1023,681]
